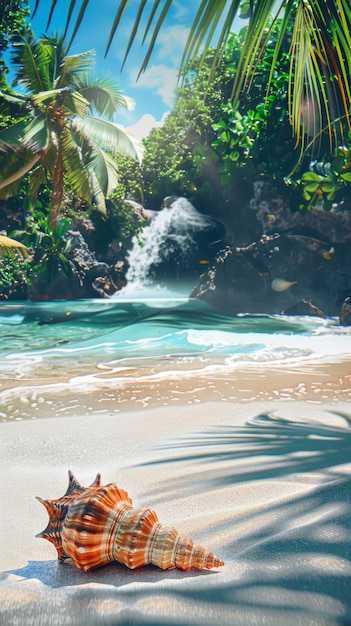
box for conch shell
[36,471,224,572]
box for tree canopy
[0,33,141,226]
[33,0,351,152]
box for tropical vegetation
[122,19,351,221]
[35,0,351,154]
[1,1,351,300]
[0,0,31,79]
[0,32,141,228]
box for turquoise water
[1,296,351,421]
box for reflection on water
[1,297,351,421]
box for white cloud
[131,64,179,107]
[173,1,192,21]
[155,25,190,65]
[126,112,169,141]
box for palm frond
[86,146,120,197]
[119,0,148,69]
[27,160,49,201]
[61,128,93,202]
[137,0,173,77]
[66,0,90,50]
[11,37,52,93]
[30,86,71,106]
[0,121,29,151]
[57,49,96,87]
[105,0,130,59]
[287,1,350,149]
[0,235,30,259]
[73,115,143,161]
[75,75,135,120]
[63,90,90,117]
[0,152,41,196]
[321,0,351,130]
[22,113,51,152]
[64,122,120,202]
[180,0,242,77]
[0,90,29,110]
[229,0,351,151]
[89,170,107,214]
[31,88,90,117]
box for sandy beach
[1,383,351,625]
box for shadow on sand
[141,410,351,495]
[2,410,351,625]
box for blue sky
[26,0,245,140]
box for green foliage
[14,214,73,283]
[113,154,144,204]
[0,1,31,57]
[294,133,351,211]
[139,63,224,210]
[210,26,303,179]
[37,0,351,153]
[137,17,351,218]
[0,33,140,228]
[0,254,31,298]
[0,0,32,101]
[138,25,298,213]
[0,2,32,135]
[90,196,145,255]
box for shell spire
[36,472,224,572]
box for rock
[29,230,120,300]
[194,182,351,318]
[194,231,351,317]
[282,299,325,318]
[251,181,351,243]
[340,297,351,326]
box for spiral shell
[36,471,224,572]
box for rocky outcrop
[29,230,123,301]
[193,183,351,322]
[251,181,351,243]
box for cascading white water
[118,197,214,296]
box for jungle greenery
[119,20,351,216]
[0,1,351,295]
[0,32,141,228]
[34,0,351,155]
[29,0,351,214]
[0,0,31,80]
[0,23,143,290]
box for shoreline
[1,358,351,422]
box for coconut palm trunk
[49,138,64,229]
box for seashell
[323,246,335,260]
[36,471,224,572]
[271,278,298,292]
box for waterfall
[117,197,215,297]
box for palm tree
[33,0,351,153]
[0,33,141,227]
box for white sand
[1,399,351,625]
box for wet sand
[1,359,351,421]
[1,374,351,624]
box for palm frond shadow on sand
[4,412,351,624]
[141,410,351,499]
[133,410,351,623]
